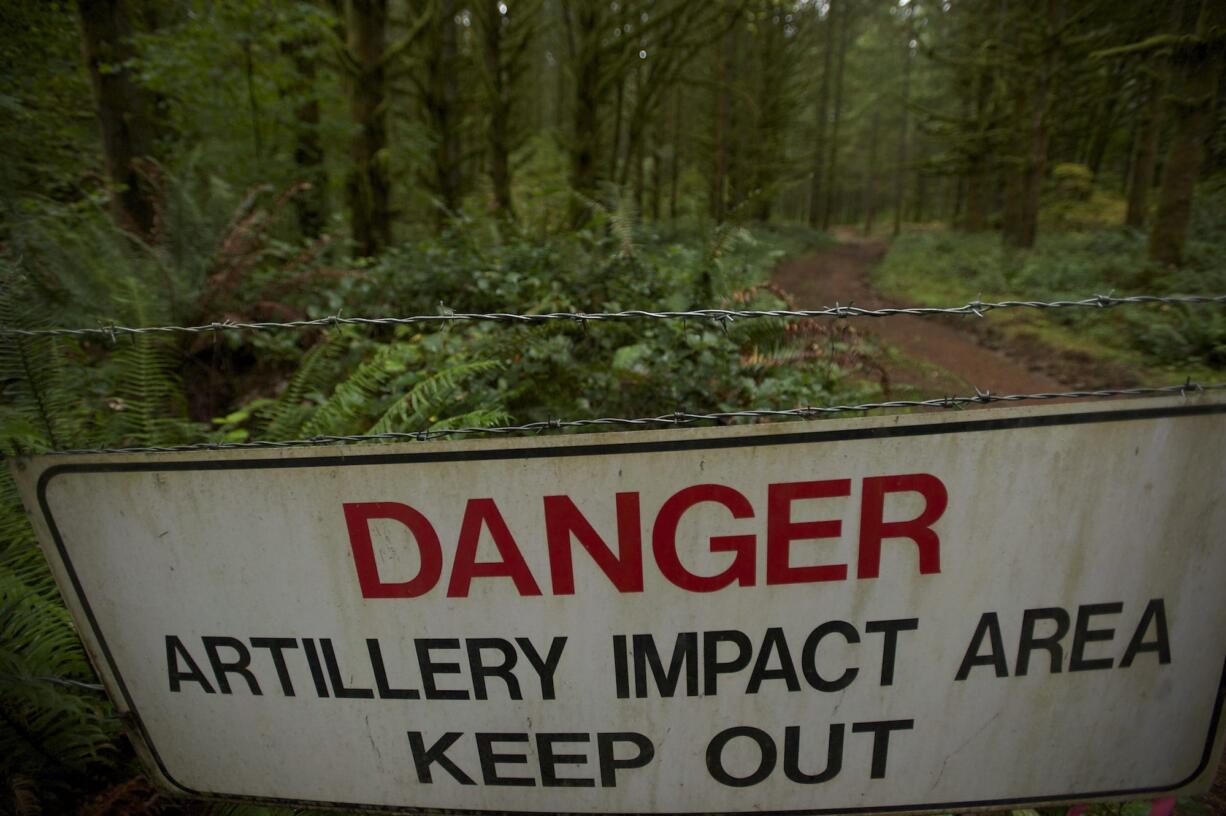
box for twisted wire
[38,381,1225,455]
[0,293,1222,339]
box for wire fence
[0,292,1224,339]
[4,292,1226,705]
[39,382,1226,455]
[2,290,1224,455]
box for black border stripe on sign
[34,401,1226,815]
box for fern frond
[106,334,192,448]
[260,332,350,440]
[95,277,200,449]
[0,474,56,603]
[426,407,513,433]
[607,190,639,260]
[0,571,119,776]
[367,359,503,436]
[0,272,84,453]
[299,343,411,438]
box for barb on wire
[0,293,1223,339]
[37,382,1226,456]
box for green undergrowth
[873,186,1226,386]
[0,193,878,813]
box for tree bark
[726,26,748,215]
[632,64,644,212]
[345,0,390,257]
[480,0,515,220]
[962,160,990,231]
[1083,93,1119,178]
[609,77,624,183]
[959,48,994,233]
[1126,65,1166,229]
[863,111,880,235]
[710,28,734,222]
[1001,0,1060,250]
[1125,0,1182,230]
[822,2,851,230]
[282,35,327,238]
[892,7,913,237]
[565,4,602,226]
[669,85,681,222]
[1148,0,1225,266]
[807,0,836,227]
[422,0,462,224]
[650,138,661,221]
[74,0,157,240]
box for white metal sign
[14,396,1226,814]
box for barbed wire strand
[34,381,1226,456]
[0,293,1223,339]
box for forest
[1,0,1225,814]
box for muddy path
[772,235,1066,396]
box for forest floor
[772,229,1140,397]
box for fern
[298,343,412,437]
[0,275,80,455]
[259,331,350,440]
[0,475,56,605]
[0,570,121,788]
[368,359,506,435]
[424,406,514,433]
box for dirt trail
[776,236,1226,814]
[772,234,1065,395]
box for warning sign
[14,396,1226,813]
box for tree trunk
[822,3,850,230]
[1126,65,1166,229]
[74,0,157,240]
[863,111,880,235]
[650,141,661,221]
[1084,97,1118,178]
[1126,0,1182,230]
[632,135,645,215]
[423,0,462,225]
[566,5,602,227]
[609,77,624,183]
[283,36,327,238]
[807,0,836,227]
[345,0,390,257]
[959,51,993,233]
[1148,0,1226,267]
[726,27,748,215]
[669,85,681,222]
[963,160,990,231]
[710,29,734,222]
[442,0,460,209]
[1081,61,1126,177]
[892,8,913,238]
[481,0,515,220]
[1001,0,1059,250]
